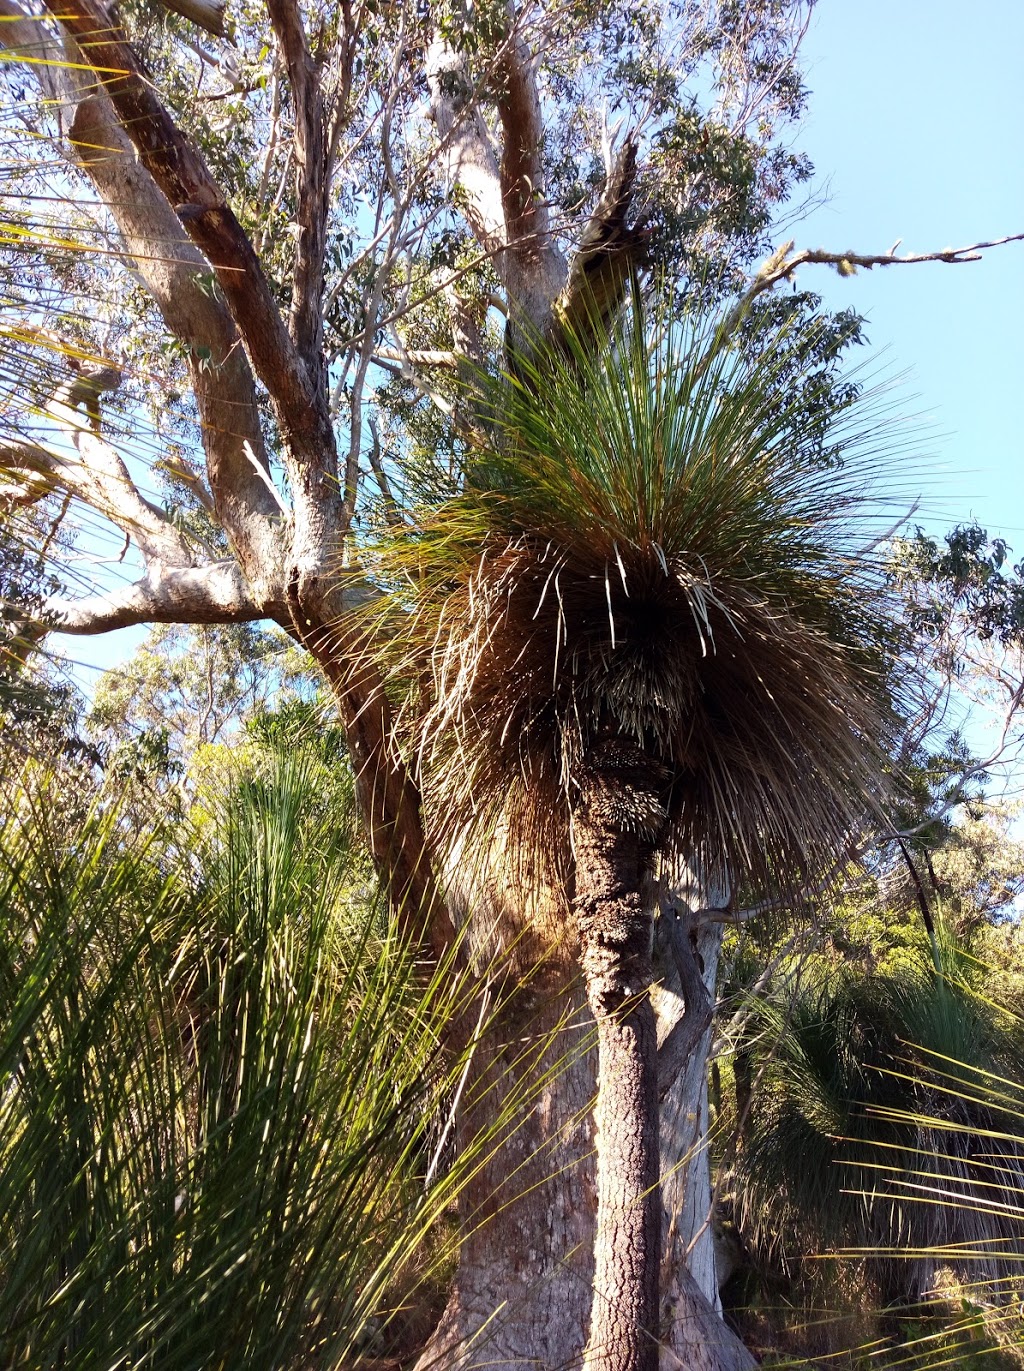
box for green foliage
[0,749,497,1369]
[0,509,84,757]
[892,523,1024,649]
[369,292,903,900]
[731,928,1024,1310]
[88,622,315,776]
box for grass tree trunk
[415,961,758,1371]
[572,777,662,1371]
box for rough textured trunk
[585,981,660,1371]
[658,1264,758,1371]
[656,924,757,1371]
[416,979,759,1371]
[417,974,598,1370]
[573,792,661,1371]
[417,820,757,1371]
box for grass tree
[0,747,522,1369]
[369,295,904,1370]
[732,926,1024,1312]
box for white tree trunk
[658,922,725,1314]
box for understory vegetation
[0,733,507,1369]
[1,638,1022,1368]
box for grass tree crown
[369,293,907,911]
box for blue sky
[794,0,1023,540]
[50,1,1024,687]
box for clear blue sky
[50,0,1024,687]
[794,0,1023,540]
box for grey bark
[658,922,727,1315]
[416,974,598,1370]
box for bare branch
[550,136,642,353]
[68,96,285,602]
[157,0,226,39]
[366,416,402,527]
[41,561,273,634]
[374,347,460,369]
[729,232,1024,329]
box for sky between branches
[50,0,1024,689]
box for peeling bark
[46,0,344,562]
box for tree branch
[308,626,457,963]
[427,35,506,260]
[0,433,195,568]
[265,0,329,385]
[728,232,1024,330]
[428,12,567,336]
[374,346,460,369]
[45,0,337,485]
[158,0,226,38]
[493,6,563,301]
[366,415,402,527]
[66,95,285,603]
[41,560,273,634]
[655,900,713,1101]
[550,136,642,354]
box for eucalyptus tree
[0,0,1018,1365]
[87,621,310,763]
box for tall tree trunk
[658,922,726,1313]
[417,974,598,1369]
[656,924,757,1369]
[572,789,661,1371]
[415,963,757,1370]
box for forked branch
[45,0,335,476]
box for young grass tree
[371,296,903,1370]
